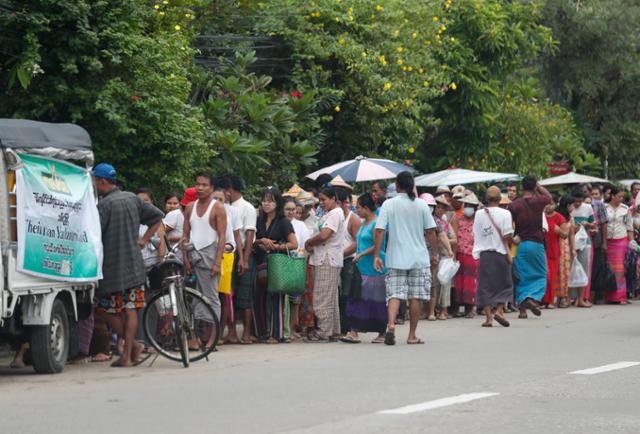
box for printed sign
[16,153,103,281]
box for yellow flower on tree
[159,11,165,16]
[396,46,404,53]
[418,68,424,73]
[433,16,439,22]
[375,5,384,12]
[407,66,413,72]
[334,105,341,112]
[154,4,160,9]
[451,82,458,90]
[396,59,403,65]
[379,55,387,65]
[338,37,345,45]
[408,146,416,154]
[361,51,367,57]
[383,82,392,92]
[174,25,181,31]
[412,32,418,38]
[423,80,429,87]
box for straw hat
[451,184,466,199]
[435,195,451,208]
[297,191,318,206]
[499,193,512,206]
[283,183,304,197]
[330,175,353,191]
[436,185,451,195]
[460,191,480,206]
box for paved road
[2,304,640,434]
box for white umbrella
[539,172,609,186]
[306,155,415,183]
[618,179,640,190]
[415,168,521,187]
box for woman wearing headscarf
[451,191,480,318]
[473,186,513,327]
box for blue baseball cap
[93,163,117,181]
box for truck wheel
[31,299,69,374]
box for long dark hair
[259,186,285,220]
[557,195,576,219]
[396,171,416,200]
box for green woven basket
[267,253,307,295]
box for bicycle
[142,238,220,368]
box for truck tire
[30,299,69,374]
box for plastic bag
[437,257,460,285]
[568,259,588,288]
[574,225,589,251]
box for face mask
[592,198,602,204]
[463,207,475,218]
[262,202,276,213]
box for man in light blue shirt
[374,171,439,346]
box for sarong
[514,240,546,303]
[556,238,571,298]
[543,254,559,305]
[454,252,478,305]
[345,274,387,334]
[312,264,341,339]
[299,263,315,328]
[605,238,628,303]
[477,251,513,307]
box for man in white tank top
[183,173,227,326]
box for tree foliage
[541,0,640,179]
[0,0,207,194]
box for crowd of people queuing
[12,162,640,368]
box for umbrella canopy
[415,168,521,187]
[539,172,608,186]
[619,179,640,190]
[306,155,415,183]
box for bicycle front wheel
[143,287,219,363]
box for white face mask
[463,207,475,218]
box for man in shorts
[374,171,439,345]
[94,163,164,367]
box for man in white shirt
[473,186,514,328]
[225,174,257,344]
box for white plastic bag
[437,257,460,285]
[574,225,589,251]
[568,259,588,288]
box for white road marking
[569,361,640,375]
[377,392,500,415]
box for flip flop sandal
[384,330,396,346]
[493,314,510,327]
[407,338,425,344]
[133,354,152,367]
[340,335,361,344]
[521,299,541,316]
[371,337,385,344]
[427,315,437,321]
[481,323,493,327]
[239,338,253,345]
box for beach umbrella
[539,172,608,186]
[415,168,521,187]
[305,155,415,183]
[618,179,640,190]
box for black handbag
[340,260,362,299]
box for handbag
[568,259,589,287]
[483,208,518,284]
[267,251,307,295]
[340,260,362,299]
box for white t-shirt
[472,207,514,259]
[291,218,311,248]
[163,209,184,240]
[223,203,243,250]
[231,196,257,247]
[309,207,345,267]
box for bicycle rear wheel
[143,287,219,363]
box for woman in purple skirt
[341,193,388,343]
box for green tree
[0,0,207,194]
[541,0,640,179]
[195,51,323,193]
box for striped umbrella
[415,168,521,187]
[306,155,415,183]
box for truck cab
[0,119,98,373]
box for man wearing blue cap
[93,163,164,367]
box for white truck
[0,119,97,373]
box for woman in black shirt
[254,187,297,343]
